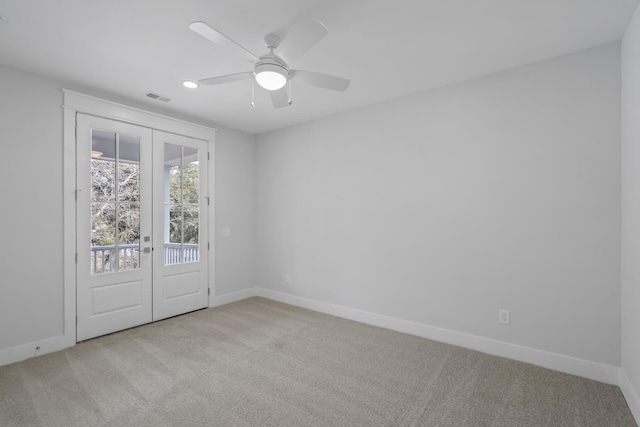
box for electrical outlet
[285,274,292,284]
[222,227,231,238]
[498,309,511,325]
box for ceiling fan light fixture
[254,63,288,91]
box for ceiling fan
[189,18,350,108]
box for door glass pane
[164,143,200,265]
[169,205,182,244]
[165,143,182,204]
[183,205,199,263]
[118,203,140,271]
[91,130,142,274]
[166,205,181,265]
[91,130,115,202]
[91,203,116,273]
[183,205,199,244]
[183,147,199,203]
[118,134,140,202]
[119,134,140,163]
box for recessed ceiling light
[182,80,199,89]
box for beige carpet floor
[0,297,636,426]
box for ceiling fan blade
[270,87,291,108]
[277,18,328,64]
[189,21,259,62]
[199,72,254,86]
[291,70,350,92]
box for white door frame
[63,90,216,343]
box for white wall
[621,3,640,420]
[214,126,256,297]
[256,44,621,367]
[0,63,256,358]
[0,64,65,351]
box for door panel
[152,130,208,321]
[77,115,153,341]
[163,271,200,300]
[91,280,144,315]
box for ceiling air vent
[145,92,173,102]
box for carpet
[0,297,636,426]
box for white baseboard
[620,369,640,423]
[1,287,625,397]
[255,288,620,385]
[0,335,74,367]
[0,288,259,367]
[210,287,257,307]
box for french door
[76,114,208,341]
[152,130,209,322]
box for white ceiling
[0,0,637,135]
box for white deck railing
[91,243,199,273]
[163,243,199,265]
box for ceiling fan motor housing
[255,55,288,74]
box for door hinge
[76,316,78,326]
[205,196,210,206]
[208,288,210,296]
[207,152,210,161]
[75,253,78,264]
[207,242,210,250]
